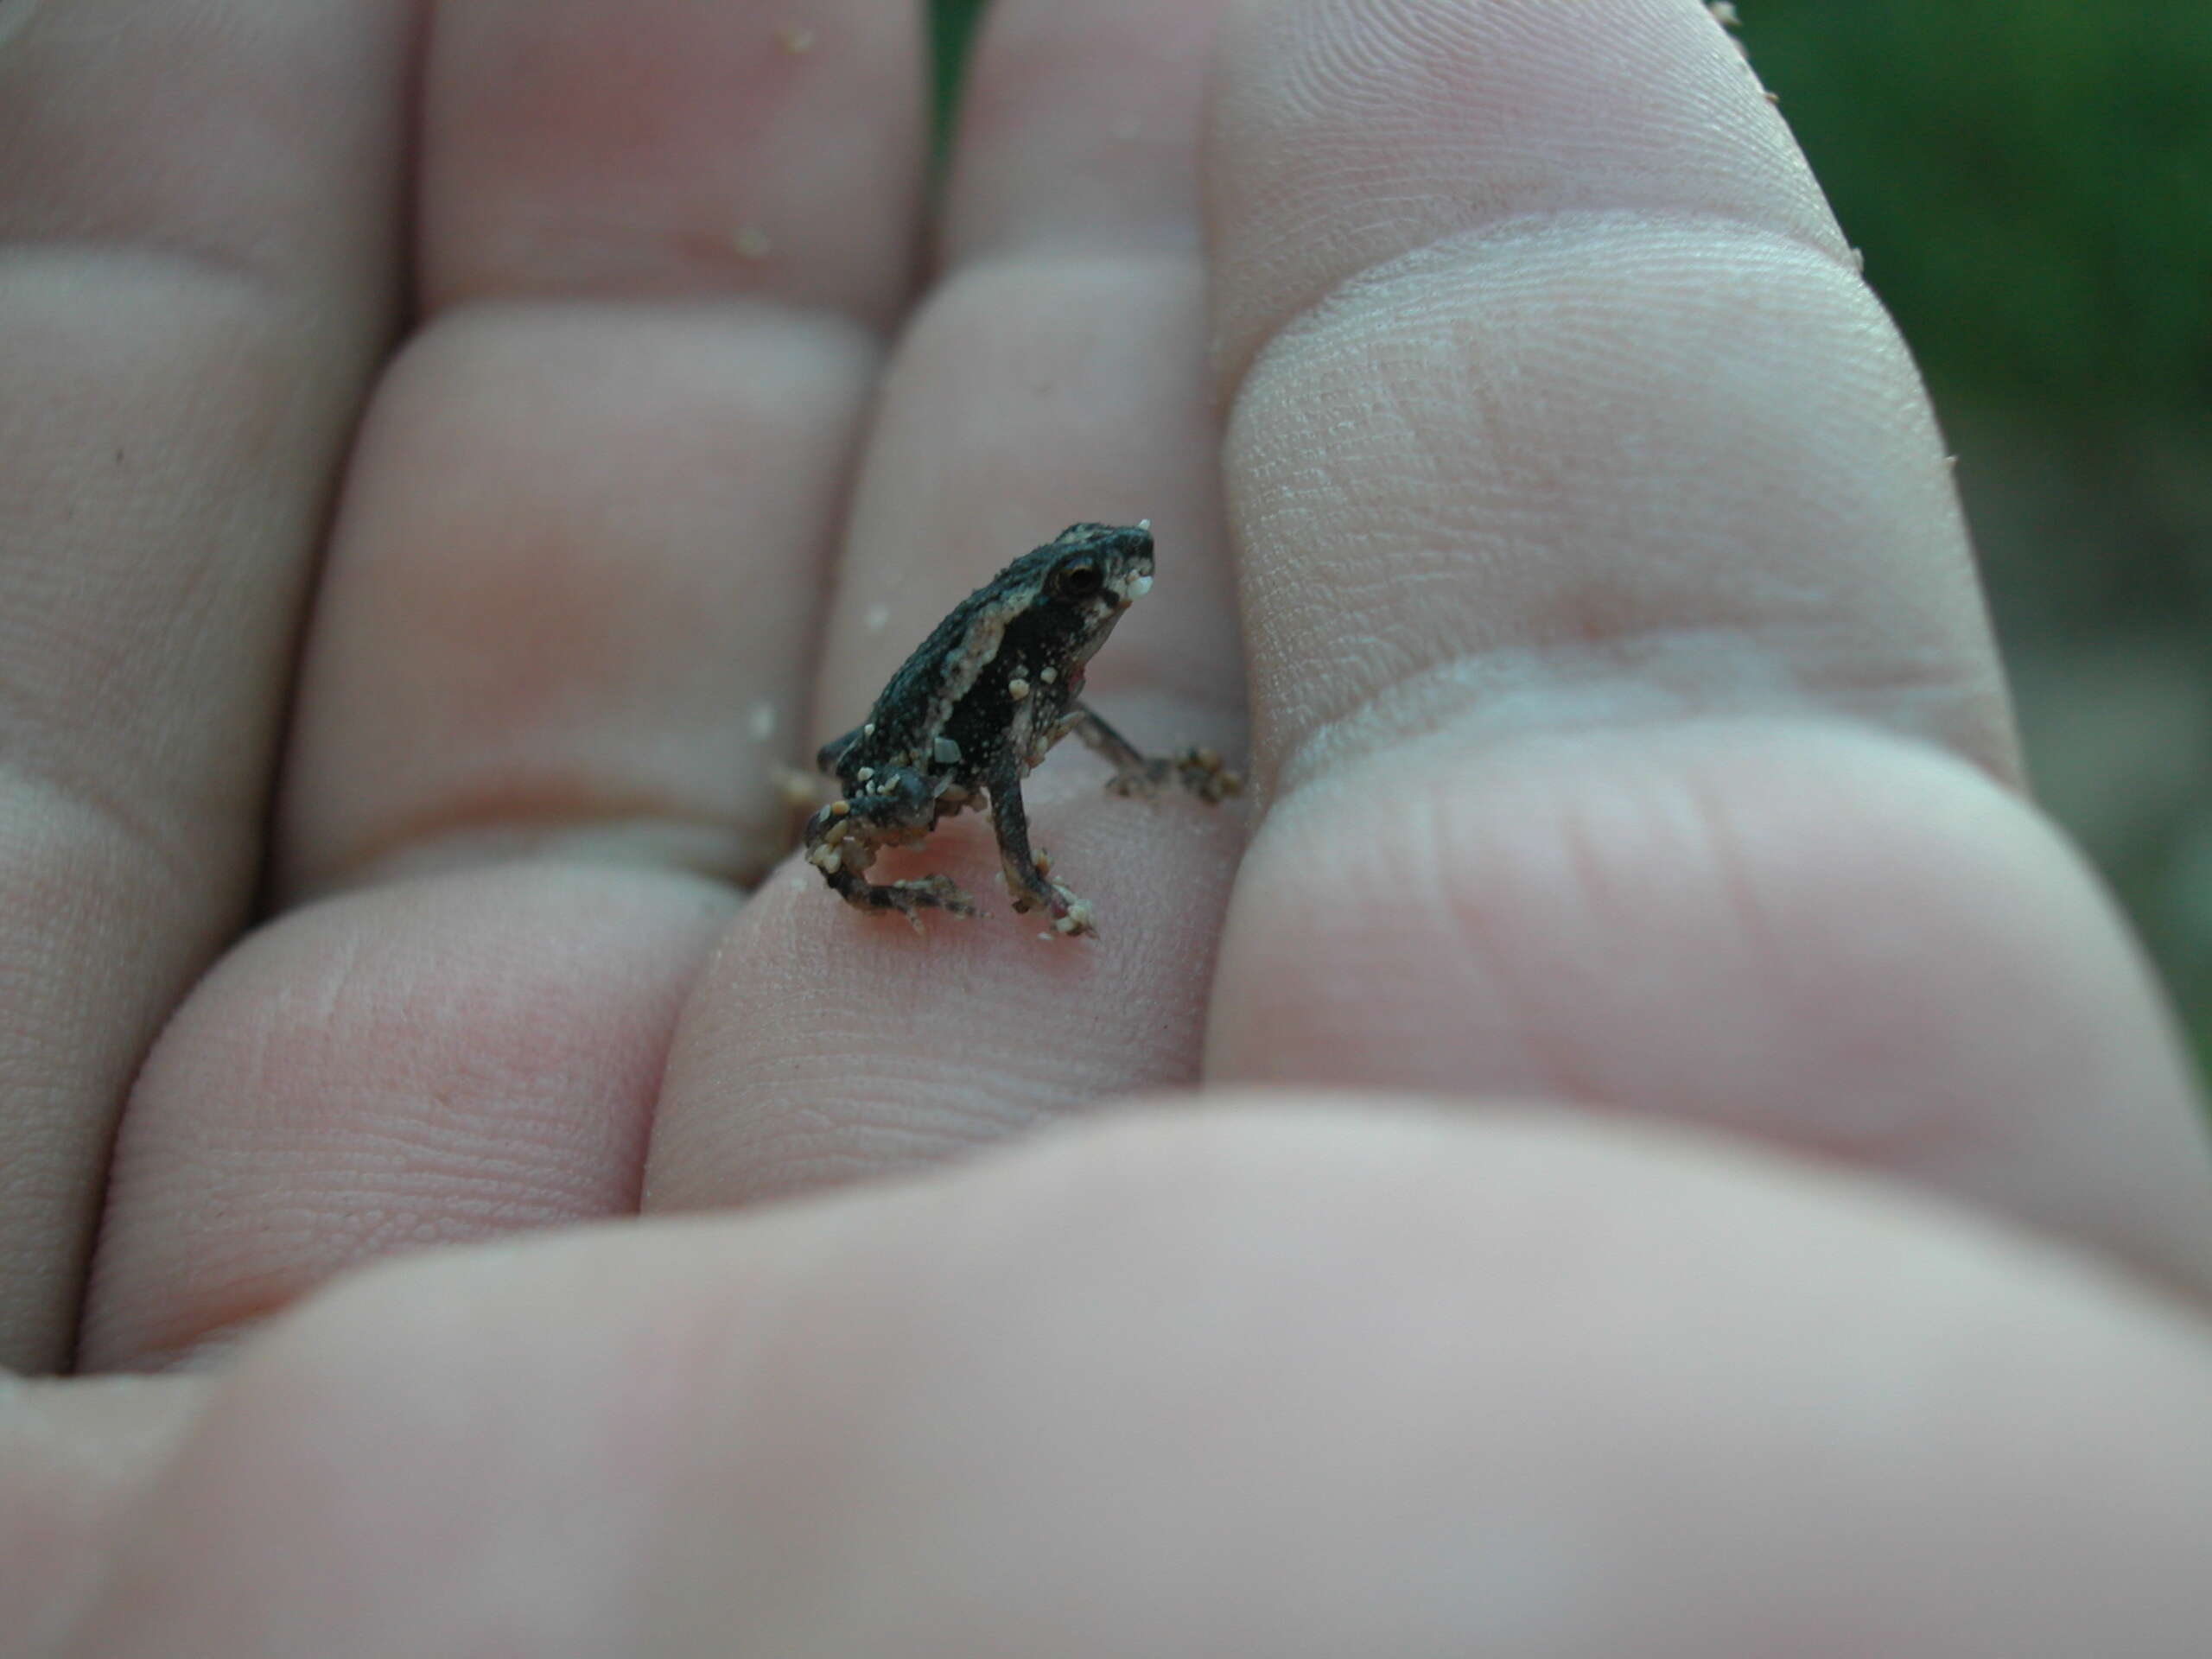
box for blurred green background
[1736,2,2212,1076]
[928,0,2212,1072]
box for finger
[71,1106,2212,1655]
[421,0,922,326]
[842,0,1243,717]
[1198,0,2211,1285]
[938,0,1230,262]
[644,0,1250,1215]
[273,304,879,896]
[79,868,732,1371]
[0,0,410,1368]
[1,1373,209,1647]
[274,1,925,897]
[1208,0,2007,787]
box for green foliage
[930,0,991,142]
[1738,0,2212,417]
[924,2,2210,419]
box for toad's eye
[1052,559,1104,600]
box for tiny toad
[803,522,1239,938]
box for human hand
[6,0,2210,1653]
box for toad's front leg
[983,763,1096,938]
[1065,702,1243,804]
[803,776,976,931]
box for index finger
[643,0,1249,1217]
[1199,0,2211,1287]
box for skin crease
[0,0,2206,1654]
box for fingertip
[942,0,1236,264]
[1205,0,1848,392]
[422,0,926,325]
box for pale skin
[3,0,2211,1652]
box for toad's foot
[1070,707,1242,807]
[817,860,976,931]
[1031,887,1098,939]
[1104,746,1243,805]
[1001,858,1098,939]
[875,874,978,932]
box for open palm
[6,0,2210,1652]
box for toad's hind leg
[1067,702,1243,804]
[804,800,975,932]
[823,867,976,932]
[983,766,1096,938]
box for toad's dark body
[803,522,1236,938]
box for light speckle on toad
[801,522,1240,938]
